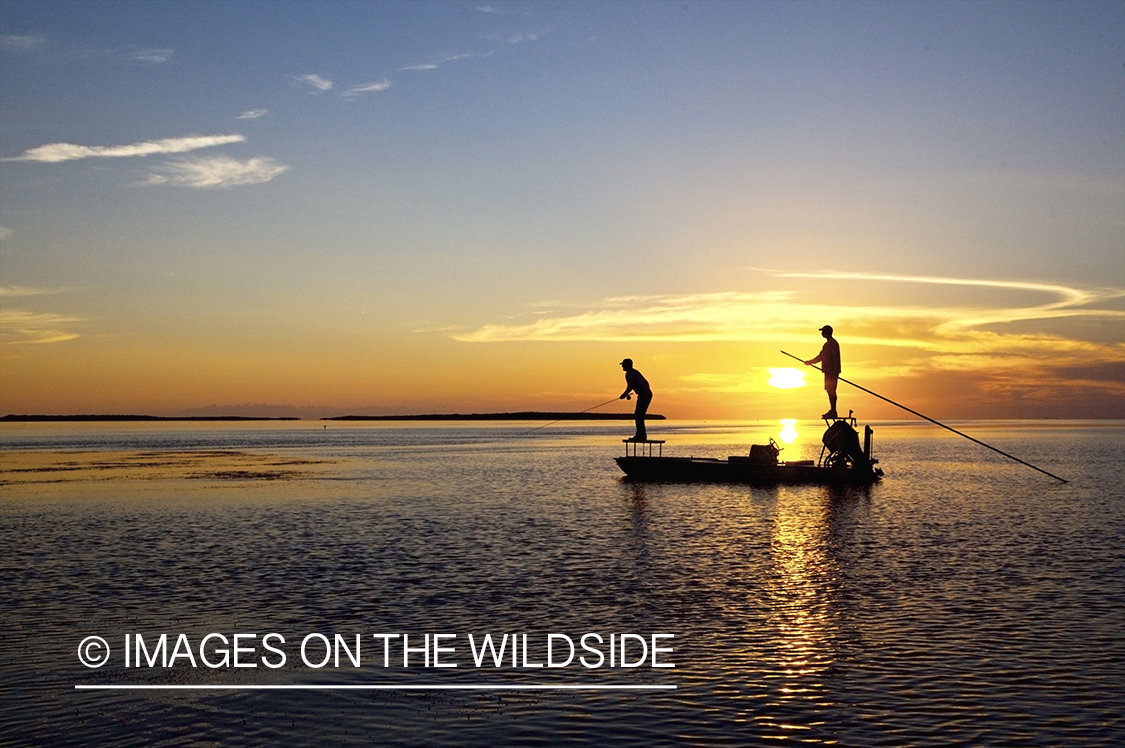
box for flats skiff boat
[615,418,883,485]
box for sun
[767,368,807,389]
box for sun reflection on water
[778,419,799,444]
[761,492,856,723]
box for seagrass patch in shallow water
[0,449,337,485]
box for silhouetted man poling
[619,358,652,441]
[804,326,841,420]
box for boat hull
[615,455,880,485]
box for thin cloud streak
[237,109,269,120]
[399,52,490,71]
[341,79,391,98]
[296,73,333,91]
[761,269,1125,328]
[140,155,289,189]
[129,48,172,63]
[453,275,1125,377]
[454,273,1121,344]
[0,310,83,345]
[0,286,66,297]
[500,32,540,43]
[769,270,1104,309]
[6,134,245,163]
[1,34,47,50]
[475,5,532,15]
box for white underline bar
[75,684,676,691]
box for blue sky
[1,1,1122,418]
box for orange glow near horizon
[2,274,1122,420]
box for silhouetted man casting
[804,326,841,420]
[619,358,653,441]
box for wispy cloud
[453,273,1125,398]
[341,78,391,98]
[1,34,47,51]
[295,73,333,92]
[0,286,66,297]
[140,155,289,188]
[3,36,175,64]
[0,310,84,345]
[0,227,12,241]
[399,52,490,72]
[476,5,532,15]
[455,291,788,343]
[500,32,540,43]
[236,109,269,120]
[455,273,1123,346]
[766,270,1108,323]
[5,134,245,163]
[128,47,172,63]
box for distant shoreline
[0,412,665,423]
[0,415,301,422]
[323,413,666,421]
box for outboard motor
[821,421,867,470]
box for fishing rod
[781,350,1068,483]
[520,397,623,436]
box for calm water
[1,420,1123,747]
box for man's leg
[824,376,838,418]
[635,392,652,440]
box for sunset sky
[1,0,1122,420]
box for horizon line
[0,412,666,422]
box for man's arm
[621,370,639,399]
[804,345,826,367]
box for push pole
[781,351,1067,483]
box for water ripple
[1,422,1123,746]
